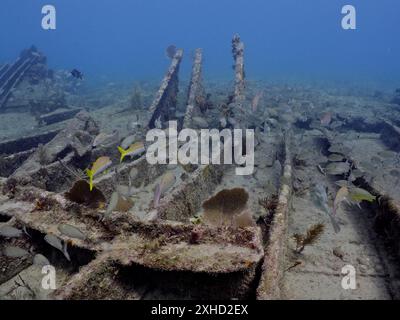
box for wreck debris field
[1,0,400,301]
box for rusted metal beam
[0,48,40,109]
[257,134,292,300]
[232,34,245,103]
[0,149,35,178]
[183,48,206,129]
[147,49,183,129]
[0,129,59,156]
[37,108,82,126]
[222,34,248,130]
[0,64,10,79]
[8,111,99,191]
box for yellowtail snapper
[85,156,113,191]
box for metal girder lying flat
[0,184,263,298]
[7,111,98,192]
[0,127,61,178]
[0,159,264,299]
[257,134,292,300]
[183,48,206,129]
[0,130,60,156]
[53,219,263,299]
[0,149,35,178]
[38,108,82,126]
[381,120,400,152]
[147,49,183,129]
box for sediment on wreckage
[5,111,99,192]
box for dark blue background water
[1,0,399,86]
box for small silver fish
[311,184,340,233]
[92,131,118,148]
[33,254,50,266]
[328,145,347,154]
[120,135,137,149]
[116,185,132,197]
[358,161,376,172]
[0,225,22,238]
[351,169,364,178]
[192,116,209,128]
[325,162,350,176]
[58,224,86,240]
[153,171,176,208]
[328,154,345,162]
[378,150,396,159]
[128,115,141,132]
[44,234,70,261]
[105,192,119,217]
[129,167,138,180]
[3,246,29,258]
[335,180,350,187]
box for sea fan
[258,194,278,215]
[202,188,254,228]
[293,223,325,253]
[234,208,256,228]
[65,179,106,209]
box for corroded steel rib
[147,49,183,129]
[232,34,245,103]
[0,59,19,88]
[0,56,38,109]
[183,48,205,128]
[0,64,10,81]
[224,34,248,130]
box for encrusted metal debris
[0,47,42,109]
[183,48,207,129]
[2,35,400,301]
[147,49,183,129]
[232,34,245,103]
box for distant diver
[71,69,84,80]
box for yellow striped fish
[117,142,145,163]
[85,156,112,191]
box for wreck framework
[1,36,400,300]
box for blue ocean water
[1,0,400,86]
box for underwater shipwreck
[1,37,400,300]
